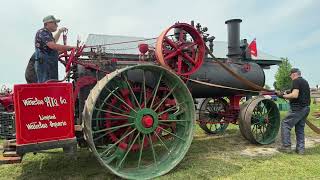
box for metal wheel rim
[199,98,229,134]
[239,97,280,144]
[82,64,195,179]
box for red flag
[248,38,257,57]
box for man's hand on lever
[275,91,285,98]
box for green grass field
[1,102,320,180]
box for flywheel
[155,23,205,76]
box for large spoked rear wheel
[239,96,280,144]
[82,65,195,179]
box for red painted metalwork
[155,23,205,76]
[138,43,149,54]
[65,48,76,73]
[111,58,118,63]
[142,115,154,128]
[13,83,75,145]
[197,96,244,125]
[61,45,109,75]
[103,84,174,151]
[242,63,251,72]
[0,94,14,112]
[223,96,244,124]
[72,76,97,103]
[228,96,242,110]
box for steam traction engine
[0,19,280,179]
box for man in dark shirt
[277,68,310,154]
[34,15,75,83]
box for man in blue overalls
[35,15,75,83]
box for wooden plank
[3,151,20,157]
[0,154,22,164]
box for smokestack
[225,19,242,59]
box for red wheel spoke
[164,36,178,49]
[163,48,174,55]
[182,53,196,65]
[177,55,183,74]
[179,30,185,42]
[181,42,197,49]
[192,48,196,59]
[164,50,179,61]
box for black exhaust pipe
[225,19,242,59]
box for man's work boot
[295,149,305,155]
[277,146,292,153]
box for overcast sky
[1,0,319,88]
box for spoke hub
[141,115,154,128]
[209,113,219,119]
[135,108,159,134]
[258,116,265,124]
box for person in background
[25,53,37,83]
[34,15,75,83]
[276,68,310,154]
